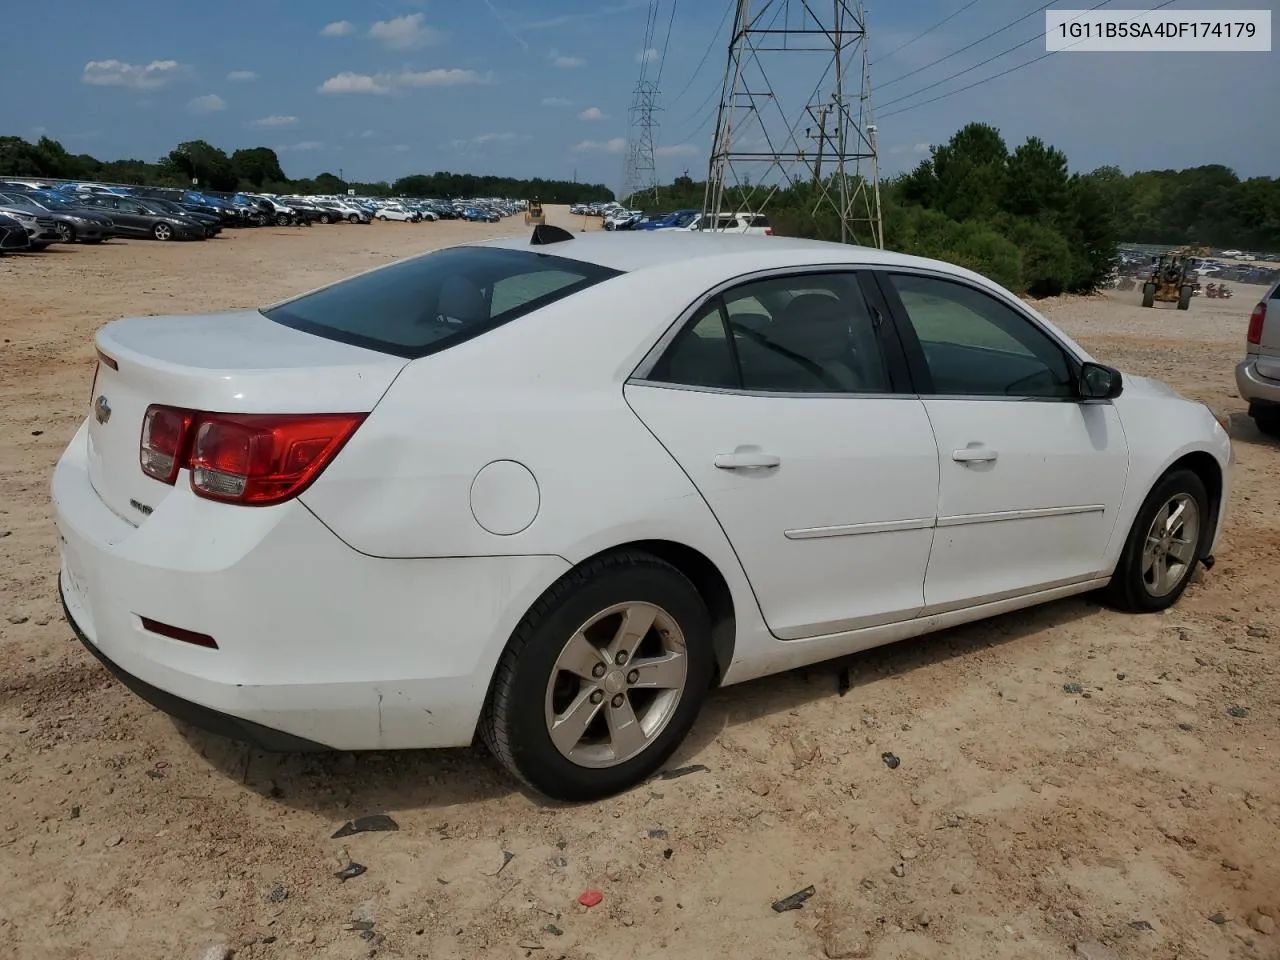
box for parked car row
[0,177,530,253]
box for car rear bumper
[1236,357,1280,407]
[53,421,569,751]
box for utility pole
[703,0,883,247]
[622,0,666,207]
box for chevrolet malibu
[54,229,1232,801]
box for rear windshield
[263,245,621,358]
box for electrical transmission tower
[704,0,883,247]
[622,80,660,206]
[622,0,671,206]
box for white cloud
[450,132,528,149]
[186,94,226,115]
[914,142,931,153]
[541,96,572,107]
[395,68,492,87]
[360,129,376,139]
[321,20,355,37]
[227,70,257,82]
[552,54,586,68]
[572,137,627,155]
[368,12,439,50]
[656,143,699,157]
[318,72,391,95]
[250,115,298,128]
[577,106,607,121]
[277,141,324,152]
[318,69,491,94]
[636,47,659,64]
[82,59,182,90]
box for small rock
[1044,775,1069,788]
[334,862,367,882]
[822,922,871,959]
[999,689,1018,702]
[951,881,966,894]
[1209,912,1229,924]
[106,835,123,847]
[199,947,233,960]
[1246,624,1271,639]
[70,806,80,820]
[1178,723,1194,731]
[267,885,288,903]
[898,847,917,861]
[1129,920,1154,932]
[746,776,772,797]
[1249,913,1276,935]
[791,734,820,766]
[7,615,29,625]
[1177,627,1193,641]
[1228,706,1250,718]
[543,924,564,937]
[1063,682,1083,695]
[1222,858,1241,871]
[648,828,668,839]
[1073,942,1118,960]
[890,862,905,878]
[880,752,900,770]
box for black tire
[320,213,332,224]
[480,551,714,802]
[347,213,359,224]
[1252,410,1280,438]
[1141,283,1155,308]
[1177,286,1192,310]
[276,213,291,226]
[1103,468,1209,613]
[254,213,268,227]
[55,222,75,243]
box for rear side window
[263,246,621,358]
[746,215,770,227]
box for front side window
[262,247,621,359]
[884,273,1075,399]
[648,272,891,394]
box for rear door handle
[714,453,781,470]
[952,447,998,463]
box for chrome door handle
[952,447,998,463]
[714,453,781,470]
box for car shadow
[1226,411,1279,449]
[184,595,1100,814]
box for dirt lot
[2,210,1278,960]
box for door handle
[714,452,781,470]
[952,447,998,463]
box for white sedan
[374,204,419,222]
[54,228,1232,801]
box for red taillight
[140,406,195,484]
[140,406,365,506]
[764,227,774,236]
[1247,301,1266,345]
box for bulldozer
[1140,252,1196,310]
[523,199,545,227]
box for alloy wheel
[1141,492,1200,597]
[154,223,172,241]
[55,222,74,243]
[543,601,688,769]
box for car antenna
[530,223,574,245]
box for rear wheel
[347,213,359,224]
[1251,408,1280,438]
[55,222,75,243]
[481,551,713,801]
[1103,468,1208,612]
[1141,283,1155,308]
[1177,285,1192,310]
[152,222,173,241]
[276,213,291,226]
[319,213,332,224]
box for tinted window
[885,273,1074,398]
[263,246,621,359]
[649,272,891,394]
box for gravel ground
[1,212,1278,960]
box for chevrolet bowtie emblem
[94,395,111,425]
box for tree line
[0,135,614,204]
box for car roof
[474,230,955,277]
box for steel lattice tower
[622,80,661,206]
[704,0,883,246]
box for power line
[871,0,983,65]
[877,0,1113,112]
[879,0,1177,119]
[667,2,733,107]
[880,0,1058,88]
[656,0,679,85]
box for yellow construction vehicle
[524,199,545,226]
[1141,252,1196,310]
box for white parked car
[684,211,773,236]
[54,231,1232,801]
[374,204,419,223]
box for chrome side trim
[784,517,935,540]
[936,503,1105,528]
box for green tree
[165,140,236,191]
[230,147,286,188]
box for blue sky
[1,0,1275,189]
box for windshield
[0,194,41,211]
[263,246,621,359]
[33,192,75,209]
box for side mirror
[1078,362,1123,400]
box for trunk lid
[88,309,406,525]
[1256,283,1280,379]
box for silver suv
[1237,276,1280,436]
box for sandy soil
[1,211,1278,960]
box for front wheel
[276,213,291,226]
[1103,468,1209,612]
[347,214,359,224]
[152,222,173,241]
[481,552,713,802]
[55,222,75,243]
